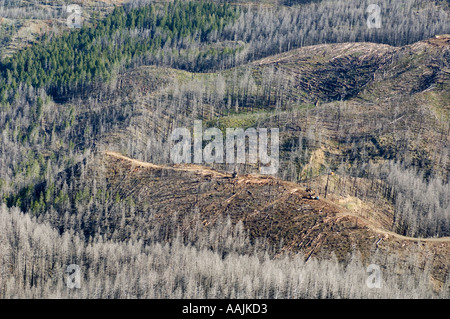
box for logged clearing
[99,151,450,282]
[106,151,450,243]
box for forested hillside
[1,0,449,101]
[0,0,449,298]
[4,202,447,299]
[0,1,239,99]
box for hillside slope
[103,151,450,285]
[84,35,449,177]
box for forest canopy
[0,0,239,100]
